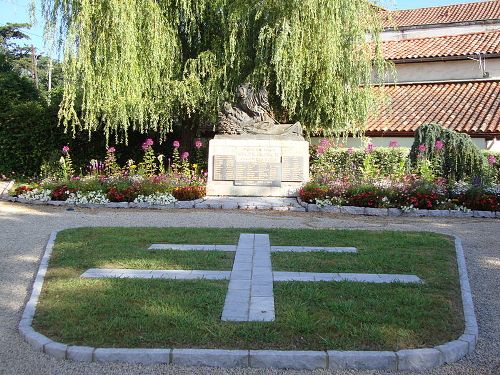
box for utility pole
[30,44,39,88]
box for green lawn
[33,227,463,350]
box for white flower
[66,191,109,205]
[134,193,177,205]
[400,204,417,212]
[315,198,333,208]
[19,189,52,202]
[450,181,471,196]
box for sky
[0,0,489,55]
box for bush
[458,188,499,211]
[410,123,487,182]
[106,185,140,202]
[311,146,409,181]
[298,182,328,203]
[172,186,206,201]
[345,185,390,208]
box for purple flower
[434,140,444,151]
[181,152,189,160]
[195,139,203,149]
[347,147,354,155]
[62,145,70,154]
[142,138,154,151]
[319,138,330,147]
[418,144,427,153]
[389,140,398,148]
[488,155,497,165]
[316,145,326,155]
[107,146,116,153]
[366,143,375,153]
[173,140,180,148]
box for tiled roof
[381,30,500,60]
[382,1,500,29]
[367,80,500,135]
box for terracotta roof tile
[381,1,500,29]
[367,80,500,135]
[381,30,500,60]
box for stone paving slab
[148,244,237,251]
[221,233,276,322]
[221,234,255,321]
[149,244,358,253]
[81,269,231,280]
[249,350,327,370]
[67,346,94,362]
[172,349,249,367]
[270,246,358,253]
[328,350,397,370]
[94,348,170,364]
[273,272,422,283]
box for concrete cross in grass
[82,233,422,322]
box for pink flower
[142,138,154,151]
[389,140,398,148]
[107,146,116,153]
[173,140,180,148]
[418,144,427,153]
[316,145,326,155]
[195,139,203,149]
[434,140,444,151]
[487,155,497,165]
[347,147,354,155]
[319,138,330,147]
[181,152,189,160]
[366,143,375,153]
[62,145,70,154]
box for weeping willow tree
[40,0,388,143]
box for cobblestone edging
[1,193,499,218]
[19,230,478,370]
[295,197,499,219]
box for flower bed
[305,138,499,213]
[299,179,499,212]
[9,139,207,204]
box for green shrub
[311,147,409,180]
[410,123,487,182]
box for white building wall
[380,58,500,83]
[486,138,500,152]
[381,22,500,41]
[312,137,493,150]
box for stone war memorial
[207,84,309,197]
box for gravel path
[0,201,499,375]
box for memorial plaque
[213,155,235,181]
[282,156,304,182]
[207,136,310,197]
[234,162,281,187]
[233,147,282,186]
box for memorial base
[206,135,309,197]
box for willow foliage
[41,0,388,142]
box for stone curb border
[296,198,499,219]
[1,193,499,218]
[19,230,478,370]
